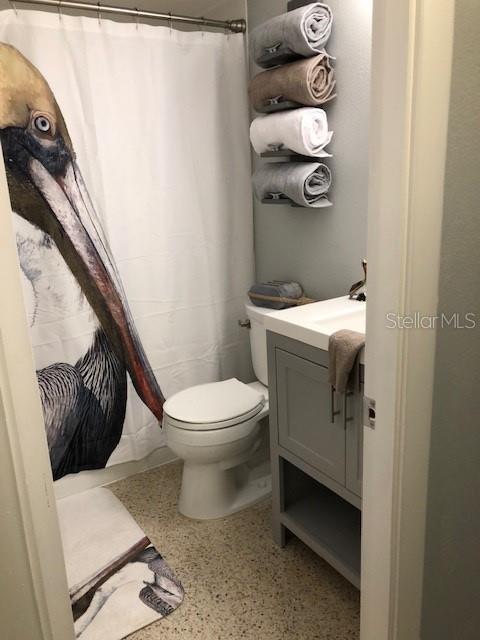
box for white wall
[247,0,372,300]
[421,2,480,637]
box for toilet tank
[245,302,275,386]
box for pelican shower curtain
[0,9,254,480]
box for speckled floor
[109,461,360,640]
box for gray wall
[247,0,372,300]
[421,2,480,638]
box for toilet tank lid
[245,301,277,324]
[163,378,264,425]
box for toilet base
[178,460,271,520]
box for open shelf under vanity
[281,458,361,588]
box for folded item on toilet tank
[250,3,333,69]
[248,281,305,309]
[249,108,333,158]
[249,52,336,112]
[253,162,332,208]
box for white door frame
[361,1,455,638]
[0,155,75,640]
[0,1,456,638]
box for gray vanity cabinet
[267,331,364,588]
[345,387,364,498]
[276,349,346,485]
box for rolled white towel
[251,3,333,69]
[250,108,333,158]
[253,162,332,208]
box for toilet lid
[163,378,264,428]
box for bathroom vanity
[264,297,365,588]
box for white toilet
[164,302,273,520]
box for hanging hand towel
[253,162,332,208]
[250,107,333,158]
[249,53,336,113]
[328,330,365,394]
[250,3,333,69]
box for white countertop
[264,296,366,357]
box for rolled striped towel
[250,107,333,158]
[253,162,332,208]
[249,52,336,112]
[250,3,333,69]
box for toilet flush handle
[238,319,251,329]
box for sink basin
[263,296,366,353]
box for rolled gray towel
[253,162,332,208]
[250,3,333,69]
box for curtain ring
[97,1,101,26]
[135,6,139,30]
[57,0,62,21]
[9,0,18,17]
[168,11,173,35]
[201,16,205,37]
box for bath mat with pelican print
[56,487,184,639]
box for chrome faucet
[349,259,367,301]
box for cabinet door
[276,349,346,484]
[345,388,363,497]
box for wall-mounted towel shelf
[251,0,335,216]
[261,198,332,209]
[259,100,302,114]
[260,149,317,160]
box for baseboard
[54,447,178,500]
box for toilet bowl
[164,303,274,520]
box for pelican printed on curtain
[0,43,165,480]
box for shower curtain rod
[12,0,247,33]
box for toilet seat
[163,378,265,431]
